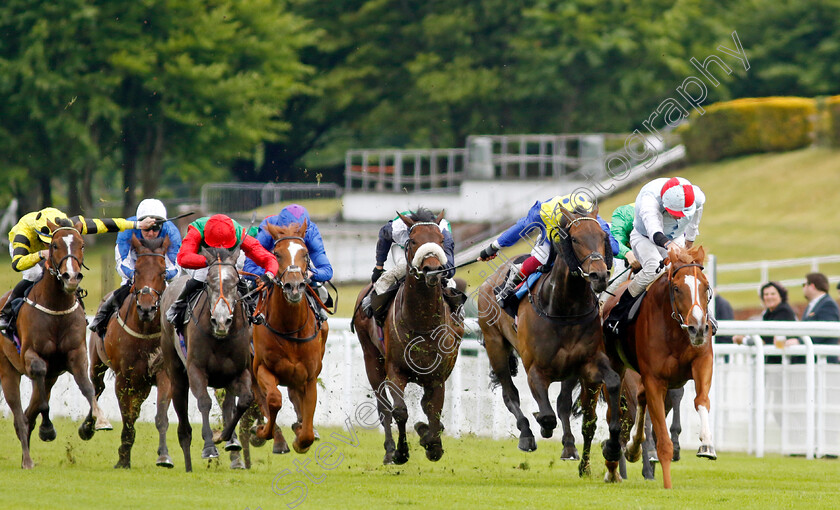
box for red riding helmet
[204,214,237,249]
[660,177,696,218]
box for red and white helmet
[660,177,696,218]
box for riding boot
[361,290,376,318]
[89,282,132,336]
[605,289,636,337]
[0,279,35,331]
[166,278,204,332]
[238,279,263,325]
[371,285,399,327]
[496,264,524,307]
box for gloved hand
[479,242,501,261]
[260,273,274,287]
[371,267,385,283]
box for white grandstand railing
[715,254,840,294]
[2,318,838,460]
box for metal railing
[716,254,840,295]
[200,182,342,215]
[344,148,468,192]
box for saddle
[369,279,466,328]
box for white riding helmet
[660,177,697,218]
[136,199,167,221]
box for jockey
[0,208,157,331]
[604,177,705,335]
[243,204,333,320]
[599,202,643,304]
[362,208,458,323]
[88,199,182,338]
[165,214,279,332]
[478,193,619,310]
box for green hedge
[680,97,816,162]
[825,95,840,148]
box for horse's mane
[409,207,436,223]
[139,236,165,251]
[55,217,74,228]
[204,246,236,261]
[271,223,303,238]
[673,246,704,265]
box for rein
[115,251,166,339]
[259,284,321,343]
[527,275,599,325]
[667,262,707,330]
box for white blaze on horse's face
[210,267,236,336]
[680,273,709,345]
[56,231,82,290]
[286,241,306,266]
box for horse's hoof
[292,440,311,455]
[625,442,641,463]
[393,449,410,465]
[249,425,267,447]
[697,445,717,460]
[414,422,430,447]
[425,446,444,462]
[273,441,291,455]
[313,428,320,441]
[649,453,659,464]
[518,435,537,452]
[113,461,130,469]
[383,451,395,465]
[230,457,246,470]
[578,461,591,478]
[561,444,579,461]
[602,440,621,463]
[202,446,219,459]
[604,462,622,483]
[21,460,34,470]
[212,430,223,444]
[672,447,681,462]
[539,427,554,439]
[40,424,57,442]
[156,455,174,468]
[95,419,113,431]
[78,422,95,441]
[225,437,242,452]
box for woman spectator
[734,281,797,363]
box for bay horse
[478,205,623,481]
[159,247,253,472]
[602,245,715,489]
[251,220,328,454]
[352,209,464,464]
[88,235,173,468]
[0,219,108,468]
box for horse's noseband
[668,263,707,330]
[134,285,162,312]
[47,227,89,280]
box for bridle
[272,236,310,284]
[47,226,89,280]
[131,251,166,314]
[553,216,606,278]
[404,221,443,280]
[207,256,240,316]
[668,262,710,330]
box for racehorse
[159,247,253,472]
[478,205,623,481]
[251,220,328,454]
[0,219,108,468]
[352,210,464,464]
[602,245,715,489]
[88,235,173,468]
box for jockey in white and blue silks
[243,204,333,319]
[604,176,705,334]
[89,199,182,337]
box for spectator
[712,292,735,343]
[801,273,840,362]
[734,281,797,364]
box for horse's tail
[488,351,519,390]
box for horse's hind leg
[486,337,535,452]
[220,387,245,469]
[626,382,647,463]
[171,374,193,472]
[645,377,673,489]
[1,359,33,469]
[114,374,151,468]
[692,355,716,461]
[88,336,113,431]
[642,409,656,480]
[254,363,282,449]
[416,382,446,461]
[155,370,174,468]
[23,350,51,440]
[26,374,58,443]
[358,329,398,464]
[667,387,684,461]
[220,370,253,450]
[186,364,219,460]
[577,382,598,478]
[385,372,410,465]
[557,377,579,460]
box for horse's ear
[296,219,308,238]
[397,211,414,228]
[46,219,58,234]
[73,221,84,234]
[130,235,142,250]
[692,245,706,264]
[265,222,280,239]
[435,209,446,225]
[162,235,170,252]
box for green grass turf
[0,418,835,509]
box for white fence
[715,254,840,296]
[2,318,838,459]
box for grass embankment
[0,418,835,510]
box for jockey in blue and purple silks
[243,204,333,319]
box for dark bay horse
[89,235,173,468]
[353,210,464,464]
[478,206,623,481]
[602,246,715,488]
[252,220,328,454]
[0,220,107,468]
[160,247,253,472]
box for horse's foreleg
[386,372,410,465]
[586,355,623,483]
[155,370,174,468]
[114,374,151,468]
[170,373,193,472]
[645,378,673,489]
[692,355,716,460]
[254,363,282,444]
[88,335,112,431]
[0,360,32,469]
[487,343,535,452]
[557,378,579,460]
[642,408,656,480]
[416,383,446,462]
[526,365,557,438]
[577,382,598,478]
[667,388,684,461]
[186,363,218,460]
[23,349,49,437]
[67,345,101,440]
[290,380,317,454]
[220,369,253,445]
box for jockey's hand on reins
[259,273,274,287]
